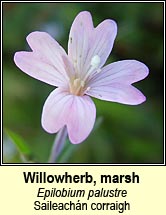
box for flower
[14,11,149,144]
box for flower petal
[84,19,117,76]
[87,84,146,105]
[41,88,96,144]
[14,51,68,86]
[68,11,93,76]
[42,89,72,133]
[14,31,69,86]
[67,95,96,144]
[68,11,117,79]
[87,60,149,105]
[27,31,68,77]
[89,60,149,85]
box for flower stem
[48,126,68,163]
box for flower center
[69,55,101,96]
[69,78,85,96]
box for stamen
[70,55,101,96]
[73,78,80,87]
[70,78,85,96]
[86,87,91,92]
[81,81,85,87]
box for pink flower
[14,11,149,144]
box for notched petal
[14,51,68,86]
[67,95,96,144]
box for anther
[81,81,85,87]
[86,87,91,92]
[73,78,80,87]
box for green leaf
[5,128,31,156]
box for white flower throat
[69,55,101,96]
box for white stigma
[82,55,101,83]
[90,55,101,69]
